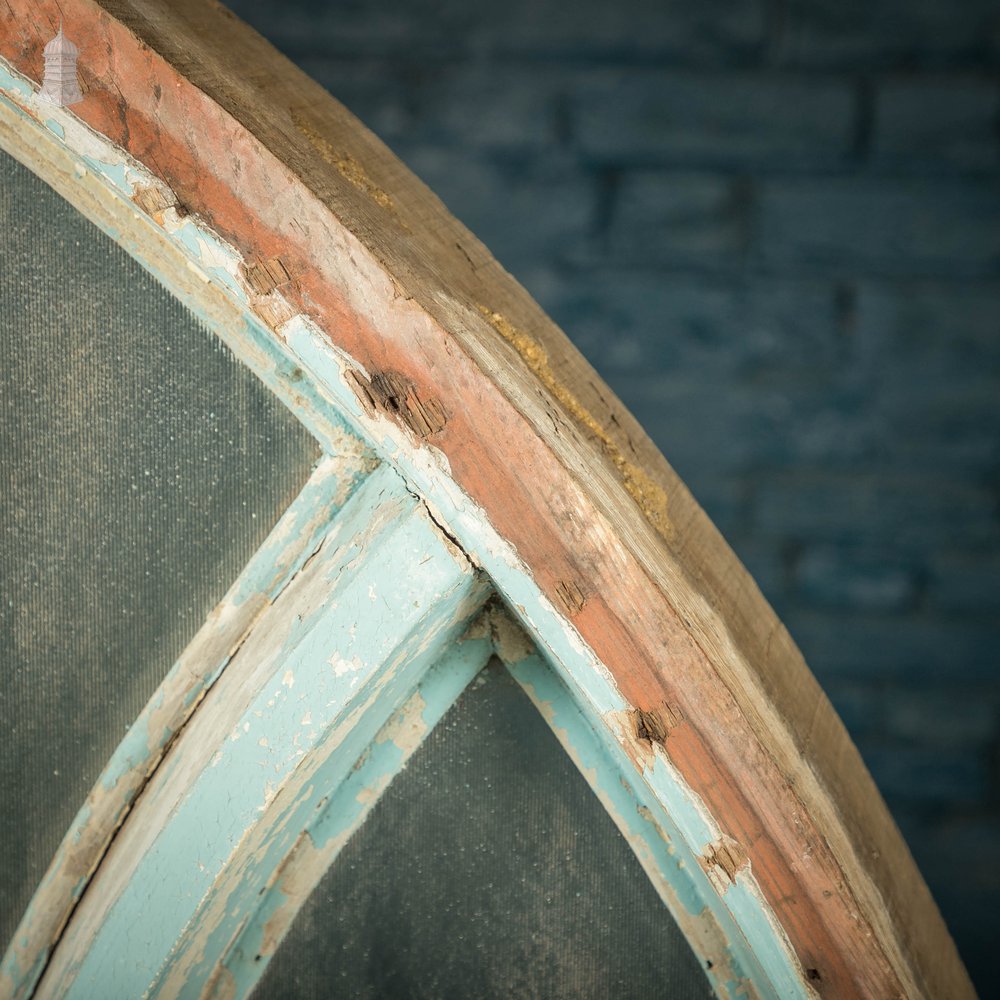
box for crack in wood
[241,256,291,296]
[131,184,175,217]
[554,578,587,615]
[414,494,468,567]
[347,368,446,440]
[631,703,683,746]
[700,836,750,887]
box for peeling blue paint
[282,319,808,998]
[724,880,807,999]
[0,63,33,98]
[284,319,634,716]
[0,55,808,1000]
[231,454,365,606]
[93,459,363,800]
[0,58,360,462]
[156,598,490,998]
[59,467,487,999]
[506,653,775,998]
[0,452,368,999]
[198,635,493,999]
[171,218,243,296]
[79,154,129,194]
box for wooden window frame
[0,4,973,998]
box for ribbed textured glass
[0,147,320,949]
[254,659,711,999]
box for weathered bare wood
[0,2,974,997]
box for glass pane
[254,659,712,999]
[0,147,320,948]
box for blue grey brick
[573,72,855,167]
[874,76,1000,170]
[726,535,786,603]
[604,171,748,267]
[508,264,572,321]
[413,66,567,154]
[927,554,1000,616]
[821,681,885,738]
[756,178,1000,276]
[777,0,1000,69]
[737,279,849,375]
[400,148,595,272]
[784,611,999,682]
[793,545,920,612]
[483,0,764,62]
[857,744,989,806]
[871,379,1000,474]
[545,273,846,376]
[852,281,1000,470]
[224,0,479,60]
[752,471,1000,550]
[547,274,743,373]
[228,0,764,64]
[922,884,996,999]
[854,281,1000,370]
[283,57,415,144]
[541,272,885,480]
[660,472,748,545]
[884,686,998,747]
[622,375,877,477]
[889,810,1000,995]
[905,818,1000,889]
[599,373,773,479]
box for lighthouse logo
[39,25,83,107]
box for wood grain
[0,2,974,997]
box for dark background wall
[224,0,1000,991]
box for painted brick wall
[227,0,1000,990]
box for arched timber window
[0,4,973,1000]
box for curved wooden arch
[0,2,974,998]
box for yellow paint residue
[478,306,672,537]
[291,110,394,211]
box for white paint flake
[329,652,363,677]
